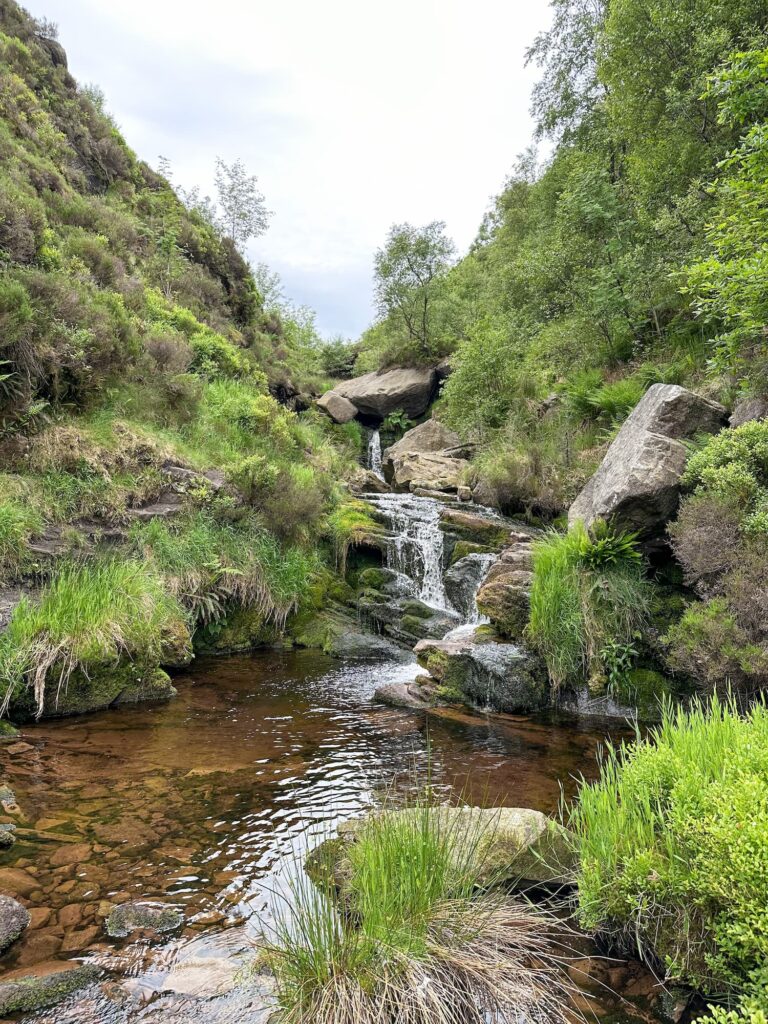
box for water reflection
[0,649,625,1022]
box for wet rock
[358,592,461,645]
[415,633,549,714]
[375,676,437,710]
[390,451,466,493]
[444,553,495,621]
[316,390,358,424]
[106,900,183,939]
[0,962,100,1016]
[308,806,574,893]
[382,418,461,477]
[569,384,727,541]
[439,507,512,549]
[333,366,438,419]
[475,535,536,641]
[0,894,30,953]
[0,824,16,848]
[0,783,19,814]
[49,842,92,868]
[0,720,19,739]
[326,629,405,660]
[0,866,38,897]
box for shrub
[569,698,768,1005]
[0,559,188,717]
[264,797,576,1024]
[527,521,651,690]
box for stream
[0,494,648,1023]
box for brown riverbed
[0,649,660,1023]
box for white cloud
[28,0,552,336]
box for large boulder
[390,451,466,492]
[730,396,768,428]
[307,806,574,892]
[316,390,358,424]
[333,366,438,420]
[568,384,727,540]
[414,633,549,714]
[382,418,461,478]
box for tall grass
[527,521,651,690]
[264,800,578,1024]
[0,498,43,583]
[0,559,187,717]
[131,512,318,629]
[569,697,768,998]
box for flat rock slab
[0,894,29,953]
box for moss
[449,540,495,565]
[0,966,100,1016]
[0,721,19,739]
[400,600,432,620]
[356,567,391,592]
[195,605,279,654]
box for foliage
[214,157,270,253]
[371,221,456,364]
[0,559,188,717]
[527,521,651,689]
[570,697,768,1007]
[264,797,575,1024]
[326,500,379,573]
[0,497,42,584]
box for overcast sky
[26,0,552,338]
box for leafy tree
[214,158,270,252]
[373,221,456,360]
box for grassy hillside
[0,0,361,717]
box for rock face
[568,384,727,539]
[349,468,391,495]
[390,451,466,492]
[414,632,549,714]
[475,533,536,641]
[382,418,461,474]
[316,390,358,424]
[0,895,29,953]
[307,806,574,893]
[333,366,437,420]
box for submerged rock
[0,963,99,1016]
[307,806,574,893]
[0,824,16,848]
[0,895,30,953]
[569,384,727,541]
[106,901,183,939]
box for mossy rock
[0,721,19,739]
[400,600,433,620]
[10,661,176,720]
[106,900,183,938]
[356,567,393,592]
[449,540,495,565]
[0,965,100,1016]
[195,606,279,654]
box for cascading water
[367,493,449,609]
[367,429,384,478]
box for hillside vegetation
[0,0,359,716]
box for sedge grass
[264,797,581,1024]
[0,558,187,717]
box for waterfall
[367,429,383,478]
[368,494,448,609]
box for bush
[527,521,651,691]
[570,698,768,1005]
[0,559,188,717]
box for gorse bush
[0,559,188,717]
[265,797,576,1024]
[570,697,768,1018]
[527,521,651,691]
